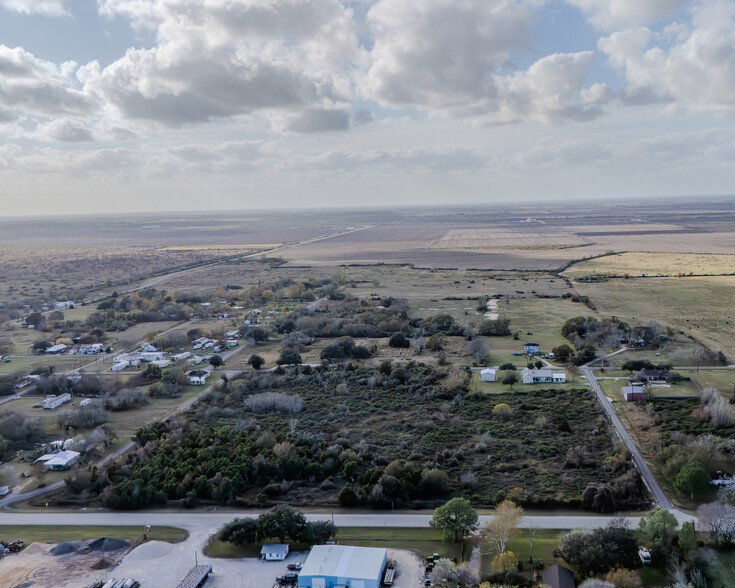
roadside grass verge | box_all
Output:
[0,525,188,545]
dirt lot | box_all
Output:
[0,539,131,588]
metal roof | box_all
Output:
[299,545,386,581]
[261,544,289,555]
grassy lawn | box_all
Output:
[469,371,580,395]
[690,370,735,399]
[0,525,188,545]
[479,529,567,576]
[205,527,473,561]
[0,355,94,375]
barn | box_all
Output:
[622,385,648,402]
[298,545,387,588]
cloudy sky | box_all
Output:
[1,0,734,215]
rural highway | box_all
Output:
[0,510,694,531]
[581,365,674,510]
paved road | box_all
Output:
[0,510,694,531]
[581,365,673,510]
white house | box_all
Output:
[172,352,191,362]
[43,393,72,410]
[188,370,210,385]
[244,318,260,326]
[521,369,566,384]
[138,351,165,362]
[480,368,497,382]
[140,343,157,353]
[78,343,104,355]
[80,398,92,407]
[224,330,240,339]
[226,340,238,348]
[151,359,171,368]
[260,544,289,561]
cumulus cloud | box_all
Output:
[0,0,71,16]
[364,0,602,124]
[566,0,688,30]
[599,0,735,115]
[88,0,364,130]
[0,45,97,118]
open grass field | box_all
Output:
[0,355,94,376]
[0,525,188,545]
[689,370,735,398]
[573,276,735,359]
[565,252,735,278]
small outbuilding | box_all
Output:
[188,370,210,385]
[622,385,648,402]
[260,544,289,561]
[523,342,540,356]
[45,344,68,355]
[480,368,497,382]
[543,564,576,588]
[299,544,387,588]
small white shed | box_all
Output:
[480,369,497,382]
[261,544,289,561]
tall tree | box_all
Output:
[637,508,678,554]
[257,505,307,543]
[483,500,524,555]
[429,497,479,543]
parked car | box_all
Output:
[638,546,652,565]
[287,563,302,571]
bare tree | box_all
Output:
[697,501,735,545]
[688,434,726,469]
[468,338,488,364]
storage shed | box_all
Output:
[298,545,387,588]
[480,369,496,382]
[622,385,648,402]
[261,544,289,561]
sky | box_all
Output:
[0,0,734,215]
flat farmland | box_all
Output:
[565,252,735,278]
[563,223,685,234]
[431,227,589,249]
[277,225,576,270]
[574,276,735,359]
[588,231,735,255]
